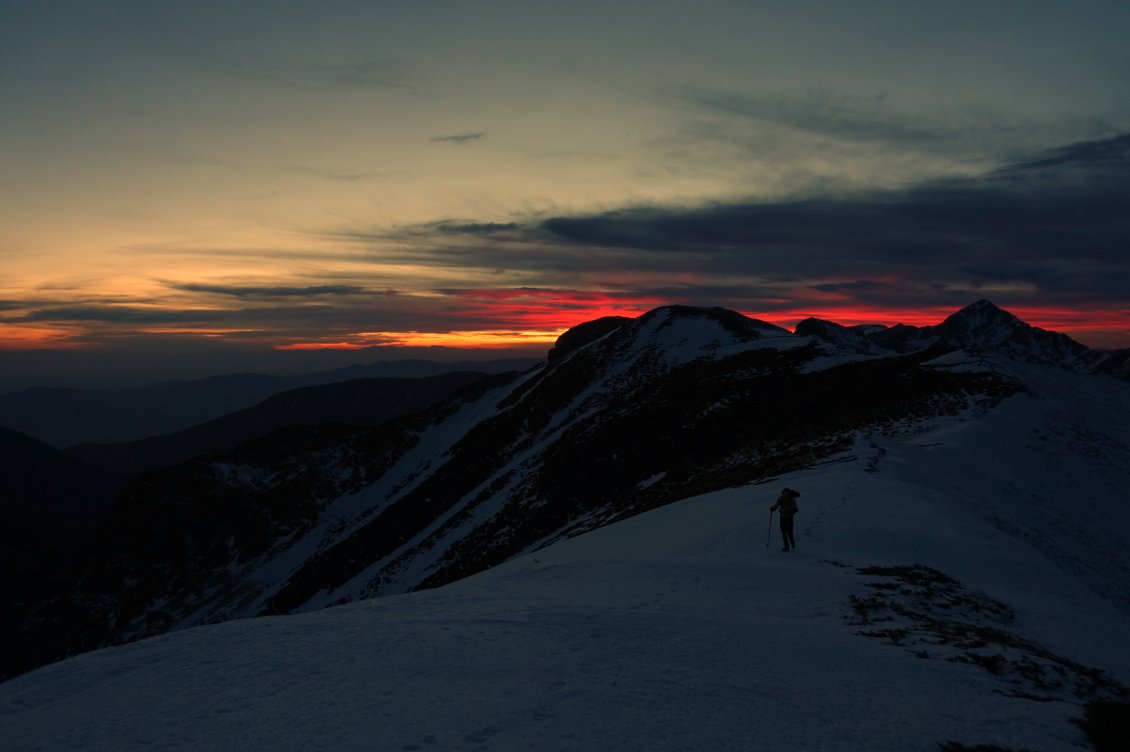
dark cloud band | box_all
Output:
[168,283,369,298]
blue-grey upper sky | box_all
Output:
[2,1,1129,386]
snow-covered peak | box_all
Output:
[936,300,1092,365]
[796,299,1119,377]
[552,305,797,376]
[629,305,792,361]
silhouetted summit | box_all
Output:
[935,300,1090,362]
[800,299,1128,378]
[547,316,631,363]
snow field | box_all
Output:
[3,365,1129,751]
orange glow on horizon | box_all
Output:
[275,342,375,351]
[137,327,268,337]
[276,329,568,351]
[0,325,90,350]
[270,289,667,351]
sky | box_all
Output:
[3,1,1130,387]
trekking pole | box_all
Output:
[766,509,774,548]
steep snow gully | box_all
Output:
[3,352,1130,751]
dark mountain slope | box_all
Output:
[0,427,127,678]
[9,306,1021,681]
[0,427,126,574]
[66,371,501,477]
[8,372,518,678]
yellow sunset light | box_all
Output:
[276,329,566,351]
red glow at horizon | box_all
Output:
[758,304,1129,330]
[751,306,961,331]
[750,303,1130,348]
[437,288,666,330]
[270,296,1130,353]
[273,289,666,351]
[3,293,1129,352]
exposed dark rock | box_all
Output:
[848,562,1130,752]
[547,316,631,363]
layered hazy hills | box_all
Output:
[65,371,507,477]
[0,357,539,447]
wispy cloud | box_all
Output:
[213,56,415,92]
[167,283,370,299]
[366,220,521,241]
[669,85,1130,185]
[684,86,955,147]
[9,133,1128,355]
[287,165,388,182]
[1006,132,1130,171]
[17,306,232,324]
[323,59,412,90]
[430,132,485,145]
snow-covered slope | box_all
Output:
[13,302,1126,683]
[3,359,1129,751]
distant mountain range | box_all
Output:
[796,299,1130,378]
[65,371,508,477]
[0,357,540,447]
[4,300,1129,680]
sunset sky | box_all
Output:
[3,1,1129,387]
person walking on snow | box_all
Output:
[770,487,800,551]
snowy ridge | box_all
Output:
[265,307,816,604]
[7,301,1127,688]
[800,299,1130,380]
[324,307,800,601]
[3,360,1129,751]
[182,372,541,624]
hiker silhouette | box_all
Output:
[770,488,799,551]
